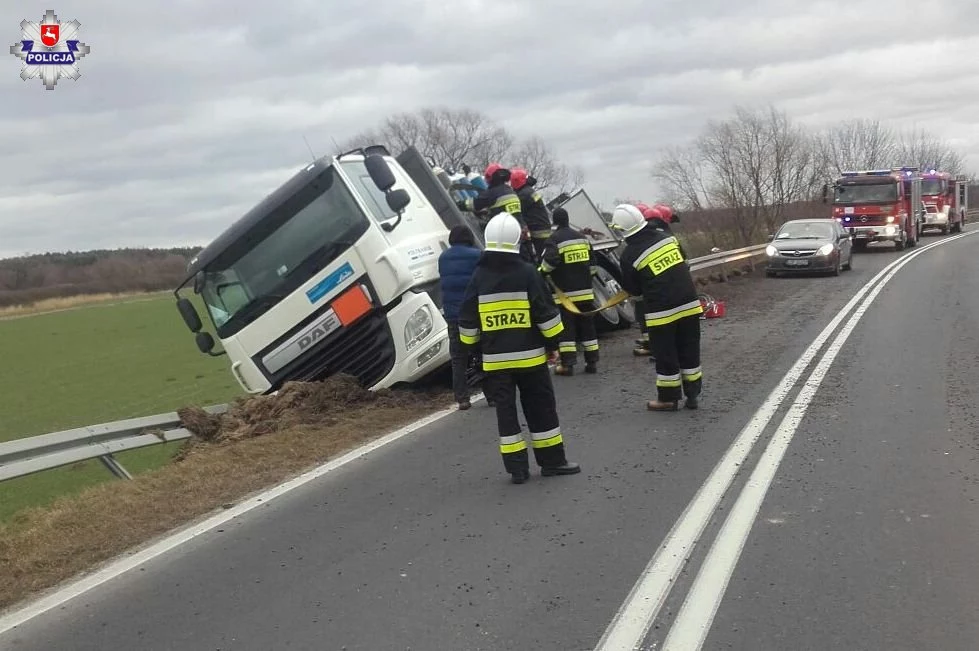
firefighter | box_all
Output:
[612,204,703,411]
[510,167,553,259]
[457,212,582,484]
[539,207,599,376]
[633,204,684,358]
[458,163,535,262]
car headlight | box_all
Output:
[817,243,834,256]
[404,305,433,351]
[766,245,778,257]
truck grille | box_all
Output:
[258,308,396,391]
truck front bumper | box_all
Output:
[372,290,451,389]
[847,224,901,242]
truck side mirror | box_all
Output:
[365,154,396,192]
[195,331,225,357]
[380,189,410,232]
[768,233,775,241]
[176,297,202,332]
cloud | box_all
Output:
[1,0,978,257]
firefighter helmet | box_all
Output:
[510,167,529,190]
[611,204,646,238]
[484,162,509,183]
[642,206,665,221]
[483,213,523,254]
[634,202,651,213]
[653,204,675,222]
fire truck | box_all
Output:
[919,169,968,235]
[824,167,924,252]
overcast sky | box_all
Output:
[2,0,978,259]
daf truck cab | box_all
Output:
[174,145,481,394]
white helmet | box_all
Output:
[483,213,523,254]
[610,203,646,238]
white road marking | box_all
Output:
[0,394,483,635]
[658,231,976,650]
[593,233,973,651]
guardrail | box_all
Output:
[0,238,858,486]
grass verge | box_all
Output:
[0,291,168,319]
[0,376,452,613]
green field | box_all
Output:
[0,295,245,521]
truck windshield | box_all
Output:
[199,166,370,338]
[920,179,944,195]
[833,183,898,204]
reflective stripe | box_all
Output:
[540,260,556,272]
[483,348,547,371]
[499,434,527,454]
[657,373,682,388]
[480,291,529,303]
[681,366,703,381]
[531,192,543,202]
[531,230,551,238]
[557,238,589,250]
[559,343,577,352]
[644,300,704,327]
[632,237,678,269]
[492,194,522,215]
[486,241,517,250]
[537,314,562,334]
[582,339,599,351]
[459,326,480,344]
[564,288,594,302]
[531,426,563,449]
[637,240,684,276]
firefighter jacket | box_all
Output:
[457,252,564,372]
[516,185,552,239]
[464,183,523,223]
[539,226,598,303]
[618,223,702,328]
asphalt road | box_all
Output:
[2,231,977,651]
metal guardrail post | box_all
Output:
[98,454,133,480]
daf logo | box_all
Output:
[298,324,331,350]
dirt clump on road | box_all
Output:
[177,374,435,445]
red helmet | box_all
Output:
[510,167,529,190]
[633,202,651,213]
[653,204,674,222]
[641,206,665,221]
[484,162,504,182]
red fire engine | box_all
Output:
[824,167,924,252]
[919,169,967,235]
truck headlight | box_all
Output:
[884,226,897,235]
[817,243,834,256]
[886,216,895,223]
[404,305,433,351]
[766,245,778,257]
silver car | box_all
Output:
[765,218,854,277]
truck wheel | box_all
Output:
[591,267,621,332]
[595,262,635,330]
[941,225,949,235]
[894,236,906,251]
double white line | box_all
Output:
[595,229,977,651]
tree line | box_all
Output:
[0,248,201,307]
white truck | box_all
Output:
[174,145,633,394]
[174,145,484,394]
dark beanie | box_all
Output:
[449,225,475,246]
[552,207,569,226]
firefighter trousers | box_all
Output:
[558,303,599,366]
[648,314,702,402]
[481,364,568,474]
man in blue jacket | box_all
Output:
[438,225,483,409]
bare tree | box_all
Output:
[343,106,582,196]
[817,119,899,176]
[896,126,965,175]
[652,144,713,211]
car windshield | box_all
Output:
[198,166,370,337]
[920,179,944,195]
[833,182,898,203]
[775,222,835,240]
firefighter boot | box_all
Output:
[554,364,574,376]
[511,468,531,484]
[584,363,597,374]
[541,461,581,477]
